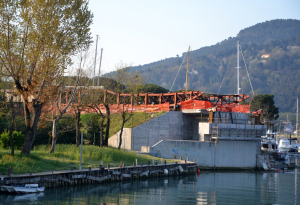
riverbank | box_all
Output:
[0,145,177,175]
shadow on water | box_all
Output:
[1,171,299,205]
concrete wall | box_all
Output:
[108,111,266,157]
[108,112,194,151]
[130,111,195,151]
[108,128,132,150]
[149,140,261,168]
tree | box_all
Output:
[0,88,23,155]
[89,88,112,147]
[250,94,279,122]
[0,0,93,154]
[111,63,143,149]
[137,83,168,94]
[48,46,93,153]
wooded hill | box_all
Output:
[113,19,300,113]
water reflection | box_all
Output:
[0,170,299,205]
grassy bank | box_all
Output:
[81,111,165,138]
[0,144,176,175]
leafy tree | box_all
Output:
[0,88,23,155]
[111,64,144,150]
[139,84,168,93]
[0,0,93,154]
[48,47,93,153]
[250,94,279,122]
[0,130,25,149]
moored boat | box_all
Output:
[0,184,45,194]
[278,139,293,152]
[14,184,45,194]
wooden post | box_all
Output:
[66,90,69,103]
[209,112,214,123]
[180,156,182,160]
[104,90,107,103]
[145,93,148,105]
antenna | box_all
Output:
[93,35,99,86]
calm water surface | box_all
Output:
[0,170,299,205]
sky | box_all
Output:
[87,0,300,75]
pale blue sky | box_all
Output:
[88,0,300,74]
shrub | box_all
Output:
[0,131,25,149]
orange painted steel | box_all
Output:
[47,88,250,114]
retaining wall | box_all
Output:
[109,111,198,151]
[149,140,261,168]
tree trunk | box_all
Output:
[50,119,58,153]
[21,102,43,155]
[9,97,15,156]
[103,105,110,146]
[118,122,125,150]
[75,110,81,147]
[100,127,103,147]
[9,123,14,156]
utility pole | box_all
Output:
[185,46,190,92]
[93,35,99,86]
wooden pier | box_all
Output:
[0,161,197,188]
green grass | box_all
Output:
[109,111,165,137]
[0,144,177,175]
[80,111,165,138]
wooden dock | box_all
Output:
[0,161,197,188]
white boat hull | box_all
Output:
[14,187,45,194]
[1,186,10,192]
[0,184,45,194]
[7,186,17,192]
[278,146,293,152]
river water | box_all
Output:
[1,169,299,205]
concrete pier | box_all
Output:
[0,162,197,188]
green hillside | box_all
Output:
[110,19,300,113]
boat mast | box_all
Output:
[97,48,103,86]
[297,97,299,143]
[186,46,190,92]
[237,41,240,94]
[93,35,99,86]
